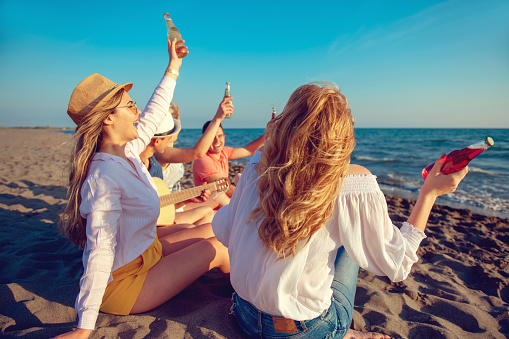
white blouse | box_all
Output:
[212,150,426,321]
[162,162,185,193]
[75,76,176,330]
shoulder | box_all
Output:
[345,164,372,176]
[224,146,235,158]
[193,153,214,168]
[83,170,120,191]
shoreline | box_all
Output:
[183,161,509,220]
[1,128,508,338]
[31,127,508,219]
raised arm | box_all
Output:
[230,132,266,160]
[338,156,467,283]
[155,97,233,166]
[128,38,183,154]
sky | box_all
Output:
[0,0,508,129]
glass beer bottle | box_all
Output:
[224,82,232,119]
[163,13,188,58]
[422,137,494,180]
[272,107,277,120]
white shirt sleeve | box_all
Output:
[336,189,427,282]
[212,153,258,248]
[212,186,237,248]
[76,175,121,330]
[128,76,177,155]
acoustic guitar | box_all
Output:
[153,177,229,226]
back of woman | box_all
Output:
[212,82,467,338]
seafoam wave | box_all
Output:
[468,166,505,176]
[81,127,507,218]
[352,155,396,163]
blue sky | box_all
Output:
[1,0,508,128]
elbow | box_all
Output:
[245,147,256,156]
[194,150,207,159]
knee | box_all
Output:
[206,207,215,219]
[234,173,241,185]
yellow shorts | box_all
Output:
[100,237,163,315]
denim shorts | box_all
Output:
[231,247,359,338]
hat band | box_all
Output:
[154,125,176,137]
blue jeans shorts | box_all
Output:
[231,246,359,338]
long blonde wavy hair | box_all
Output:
[248,82,355,259]
[59,90,125,248]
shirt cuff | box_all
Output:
[162,74,177,86]
[77,309,99,330]
[400,221,427,252]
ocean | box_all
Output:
[62,128,508,218]
[175,128,509,218]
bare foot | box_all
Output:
[344,329,391,339]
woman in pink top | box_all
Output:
[55,39,230,339]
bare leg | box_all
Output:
[344,329,391,339]
[157,223,216,256]
[174,206,215,225]
[184,198,220,210]
[156,223,195,239]
[130,234,229,314]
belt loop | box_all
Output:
[229,292,236,315]
[258,308,263,336]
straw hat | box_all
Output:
[153,114,181,138]
[67,73,133,126]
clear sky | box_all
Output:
[1,0,508,128]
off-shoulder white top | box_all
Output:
[212,150,426,321]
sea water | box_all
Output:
[175,128,509,218]
[62,128,508,218]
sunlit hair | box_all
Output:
[169,103,180,120]
[59,90,125,248]
[247,82,355,259]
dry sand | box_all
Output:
[0,128,508,338]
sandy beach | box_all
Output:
[0,128,508,339]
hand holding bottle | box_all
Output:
[164,13,188,58]
[407,155,468,233]
[214,96,234,121]
[166,38,184,80]
[223,82,232,118]
[422,137,494,179]
[421,155,468,198]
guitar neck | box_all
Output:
[160,182,216,208]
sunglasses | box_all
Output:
[117,101,138,114]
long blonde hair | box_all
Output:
[169,103,180,120]
[248,83,355,259]
[59,90,124,248]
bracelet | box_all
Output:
[166,67,179,77]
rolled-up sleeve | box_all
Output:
[76,175,121,330]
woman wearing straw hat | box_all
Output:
[55,39,230,339]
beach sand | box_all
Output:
[0,128,508,338]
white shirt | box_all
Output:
[75,76,176,330]
[162,162,185,193]
[212,150,426,321]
